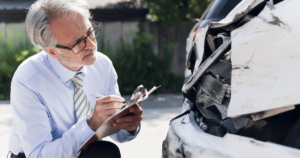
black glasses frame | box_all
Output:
[55,20,101,54]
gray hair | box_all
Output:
[25,0,91,49]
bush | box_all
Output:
[98,23,184,95]
[0,25,40,100]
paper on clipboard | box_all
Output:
[75,85,160,155]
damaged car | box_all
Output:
[163,0,300,157]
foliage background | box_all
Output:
[98,23,184,95]
[140,0,212,25]
[0,26,40,100]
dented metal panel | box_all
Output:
[206,60,232,79]
[193,25,210,72]
[228,0,300,117]
[195,75,229,119]
[164,112,300,158]
[182,38,231,93]
[200,75,228,103]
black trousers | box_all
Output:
[10,141,121,158]
[78,141,121,158]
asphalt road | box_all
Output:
[0,94,183,158]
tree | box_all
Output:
[143,0,212,25]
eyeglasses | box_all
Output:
[55,20,101,54]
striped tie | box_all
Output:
[71,73,93,122]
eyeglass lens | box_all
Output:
[73,23,100,54]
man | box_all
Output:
[8,0,143,157]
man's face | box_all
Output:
[47,13,97,71]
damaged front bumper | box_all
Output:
[163,111,300,158]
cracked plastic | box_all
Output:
[191,49,254,135]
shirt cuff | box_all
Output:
[71,115,95,147]
[125,125,141,136]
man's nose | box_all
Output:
[85,36,96,50]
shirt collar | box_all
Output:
[47,52,87,83]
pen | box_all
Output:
[92,94,127,104]
[92,94,128,110]
[91,94,104,98]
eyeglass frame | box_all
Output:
[55,19,101,54]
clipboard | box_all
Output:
[75,85,160,155]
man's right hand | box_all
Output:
[87,95,124,131]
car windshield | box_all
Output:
[205,0,242,19]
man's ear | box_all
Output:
[44,48,60,59]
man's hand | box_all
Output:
[87,95,124,131]
[112,103,143,132]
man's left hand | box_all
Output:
[112,103,143,132]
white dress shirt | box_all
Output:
[8,51,140,158]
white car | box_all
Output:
[163,0,300,157]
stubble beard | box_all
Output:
[58,48,98,68]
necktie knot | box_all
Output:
[71,73,84,88]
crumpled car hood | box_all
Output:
[228,0,300,117]
[183,0,300,117]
